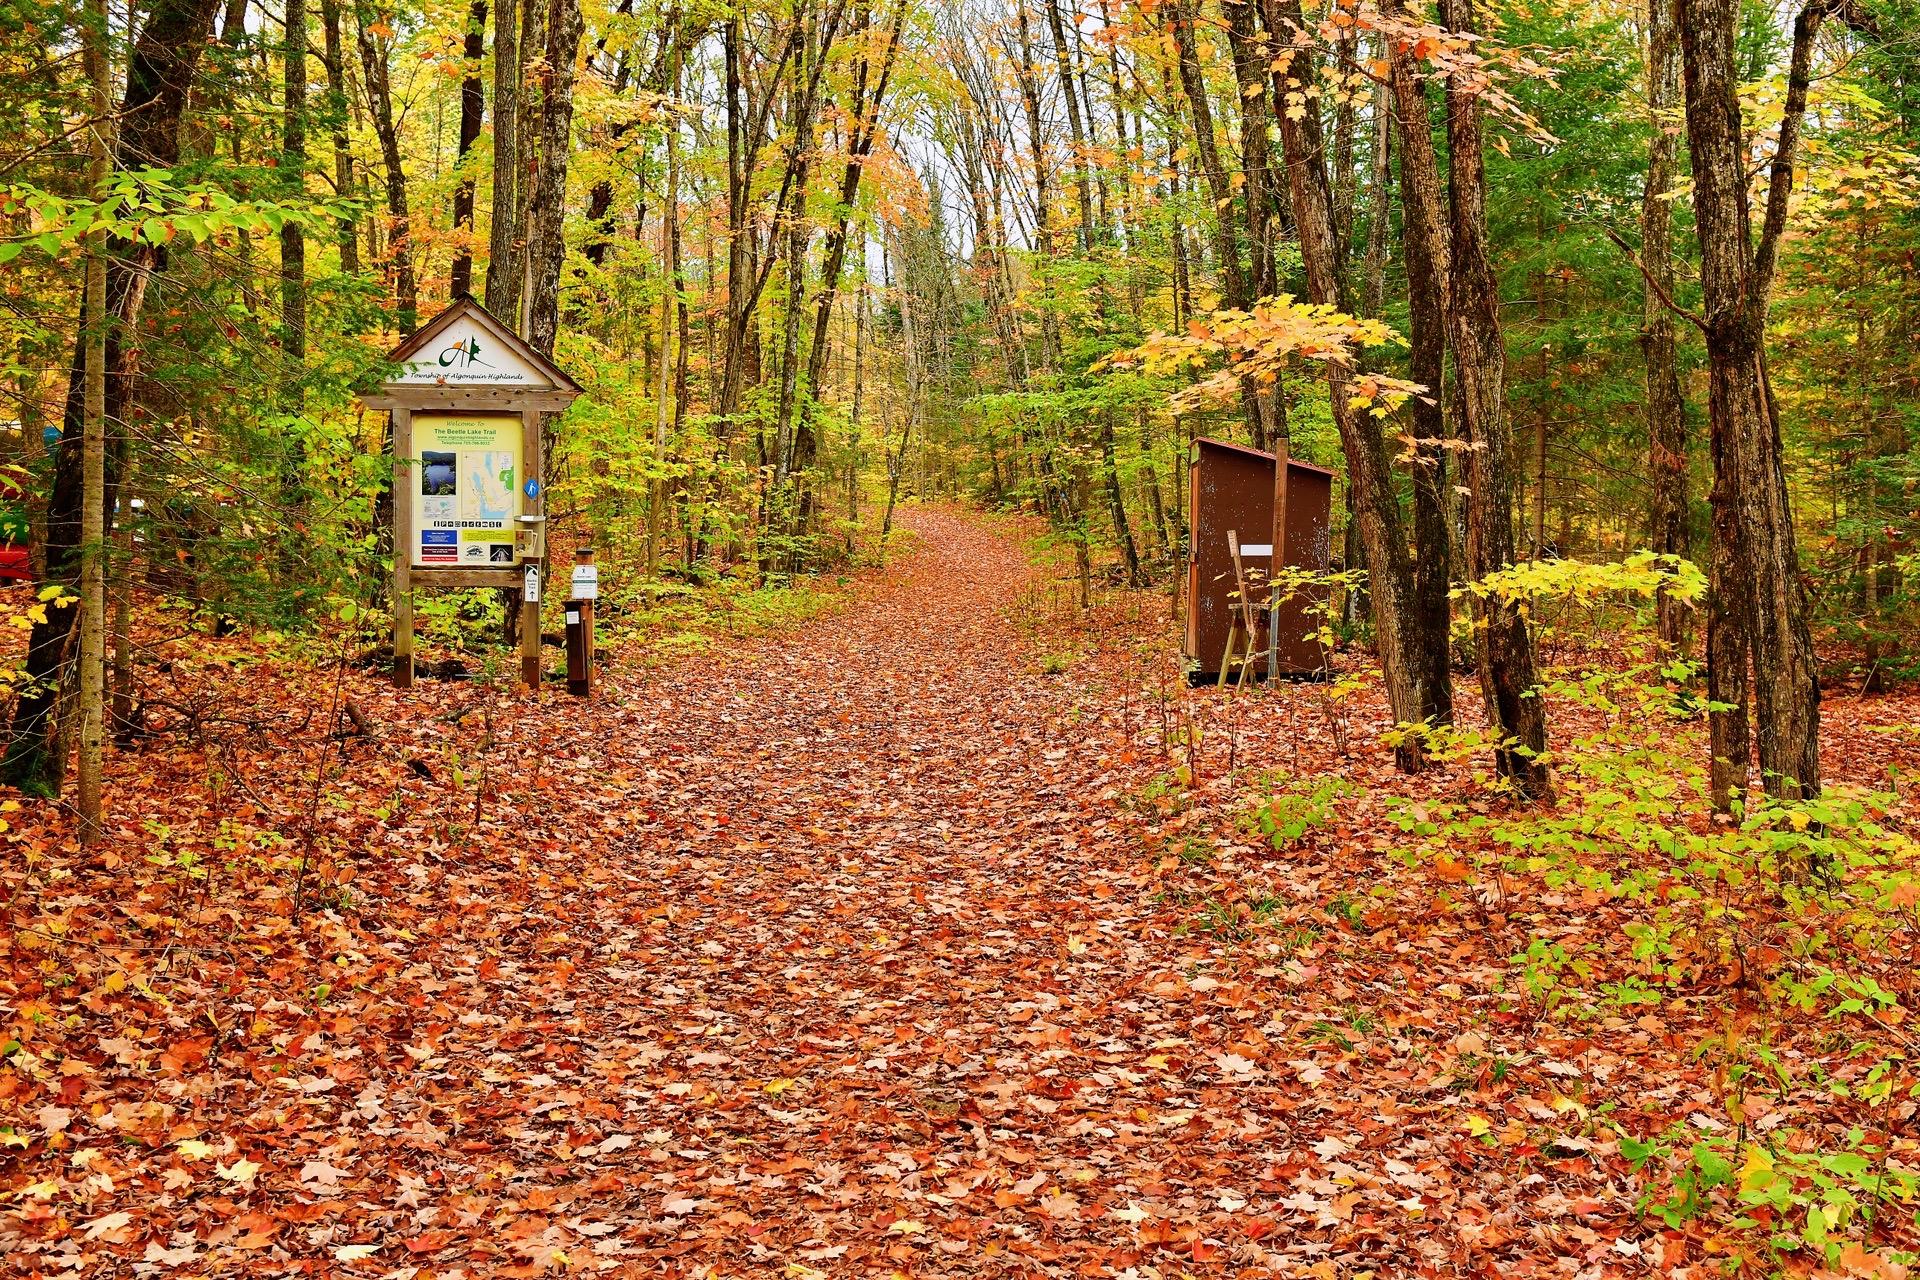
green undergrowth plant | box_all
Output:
[1368,552,1920,1266]
[1241,768,1359,850]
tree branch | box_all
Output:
[1600,225,1708,334]
[1753,0,1833,303]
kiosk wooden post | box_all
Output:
[519,406,544,688]
[357,297,582,691]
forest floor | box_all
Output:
[3,506,1919,1280]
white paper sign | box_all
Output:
[524,565,541,603]
[571,563,599,600]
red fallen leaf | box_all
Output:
[1192,1239,1221,1262]
[406,1231,455,1254]
[1241,1216,1277,1240]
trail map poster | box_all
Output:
[411,414,522,568]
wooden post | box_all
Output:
[569,545,595,698]
[393,407,414,688]
[1269,438,1289,679]
[520,406,543,689]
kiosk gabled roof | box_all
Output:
[377,295,584,394]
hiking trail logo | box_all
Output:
[438,337,488,369]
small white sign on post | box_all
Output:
[571,563,599,601]
[524,564,541,603]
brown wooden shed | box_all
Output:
[1183,437,1335,682]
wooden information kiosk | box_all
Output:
[357,297,583,689]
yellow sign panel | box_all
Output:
[411,413,523,569]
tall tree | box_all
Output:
[1678,0,1828,799]
[1388,48,1454,730]
[526,0,585,357]
[1640,0,1687,652]
[449,0,487,297]
[1441,0,1547,795]
[1044,0,1097,247]
[77,0,112,840]
[356,0,417,333]
[282,0,308,389]
[1271,0,1437,770]
[484,0,520,317]
[319,0,360,272]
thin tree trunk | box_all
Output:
[1220,0,1275,296]
[282,0,307,398]
[1362,72,1391,320]
[1103,410,1143,585]
[1678,0,1826,798]
[772,14,818,497]
[78,0,111,841]
[111,521,134,744]
[319,0,359,272]
[1390,53,1454,729]
[1043,0,1096,248]
[796,0,904,477]
[449,0,486,296]
[1443,0,1547,795]
[1272,0,1431,770]
[1642,0,1688,649]
[356,1,416,333]
[1168,0,1247,308]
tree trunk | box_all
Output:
[1389,51,1455,729]
[1170,0,1275,445]
[1220,0,1275,297]
[356,1,417,333]
[795,0,904,477]
[1640,0,1688,650]
[4,0,224,793]
[1043,0,1096,248]
[1103,411,1143,586]
[281,0,307,395]
[78,0,112,841]
[319,0,359,272]
[449,0,487,297]
[525,0,583,357]
[1678,0,1825,798]
[1271,0,1432,770]
[1442,0,1548,795]
[772,14,817,500]
[483,0,519,316]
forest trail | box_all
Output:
[5,508,1703,1280]
[447,507,1473,1276]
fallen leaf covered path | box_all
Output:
[23,505,1877,1279]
